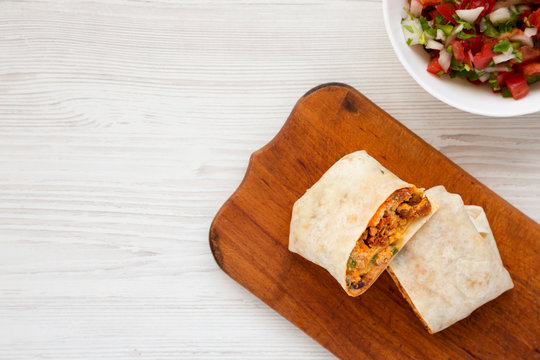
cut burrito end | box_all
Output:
[288,151,437,297]
[387,186,514,334]
[346,187,432,296]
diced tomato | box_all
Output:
[463,36,483,54]
[427,57,444,75]
[496,72,512,89]
[519,46,540,64]
[472,43,495,71]
[522,63,540,76]
[530,8,540,29]
[464,50,473,68]
[505,73,530,100]
[436,3,458,25]
[519,9,532,22]
[451,40,465,62]
[458,0,495,17]
[419,0,440,5]
[429,9,441,19]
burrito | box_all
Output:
[387,186,514,333]
[289,151,437,296]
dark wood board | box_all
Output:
[209,83,540,359]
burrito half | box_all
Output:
[289,151,437,296]
[387,185,514,333]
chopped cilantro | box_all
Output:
[501,87,512,98]
[403,24,414,33]
[513,49,523,63]
[489,77,500,91]
[418,31,427,46]
[493,40,511,54]
[435,16,446,25]
[437,24,454,36]
[450,57,465,71]
[498,11,520,34]
[419,17,437,37]
[454,69,479,81]
[527,76,540,85]
[457,31,476,39]
[481,17,499,37]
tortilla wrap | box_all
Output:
[289,151,437,296]
[387,185,514,333]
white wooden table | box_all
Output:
[1,1,539,358]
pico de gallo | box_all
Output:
[402,0,540,100]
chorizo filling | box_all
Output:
[346,187,431,295]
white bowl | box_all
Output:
[382,0,540,117]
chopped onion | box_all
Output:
[439,50,452,72]
[517,5,531,12]
[511,34,533,47]
[410,0,423,17]
[479,19,488,33]
[402,17,422,45]
[493,47,515,64]
[479,73,490,82]
[445,24,464,46]
[467,50,474,64]
[525,27,538,37]
[489,8,511,24]
[436,29,446,41]
[456,7,484,24]
[427,40,444,50]
[484,65,512,72]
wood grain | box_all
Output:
[0,0,539,358]
[210,83,540,360]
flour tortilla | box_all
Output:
[288,151,436,295]
[387,185,514,333]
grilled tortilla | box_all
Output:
[387,186,514,333]
[289,151,437,296]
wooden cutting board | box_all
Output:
[209,83,540,359]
